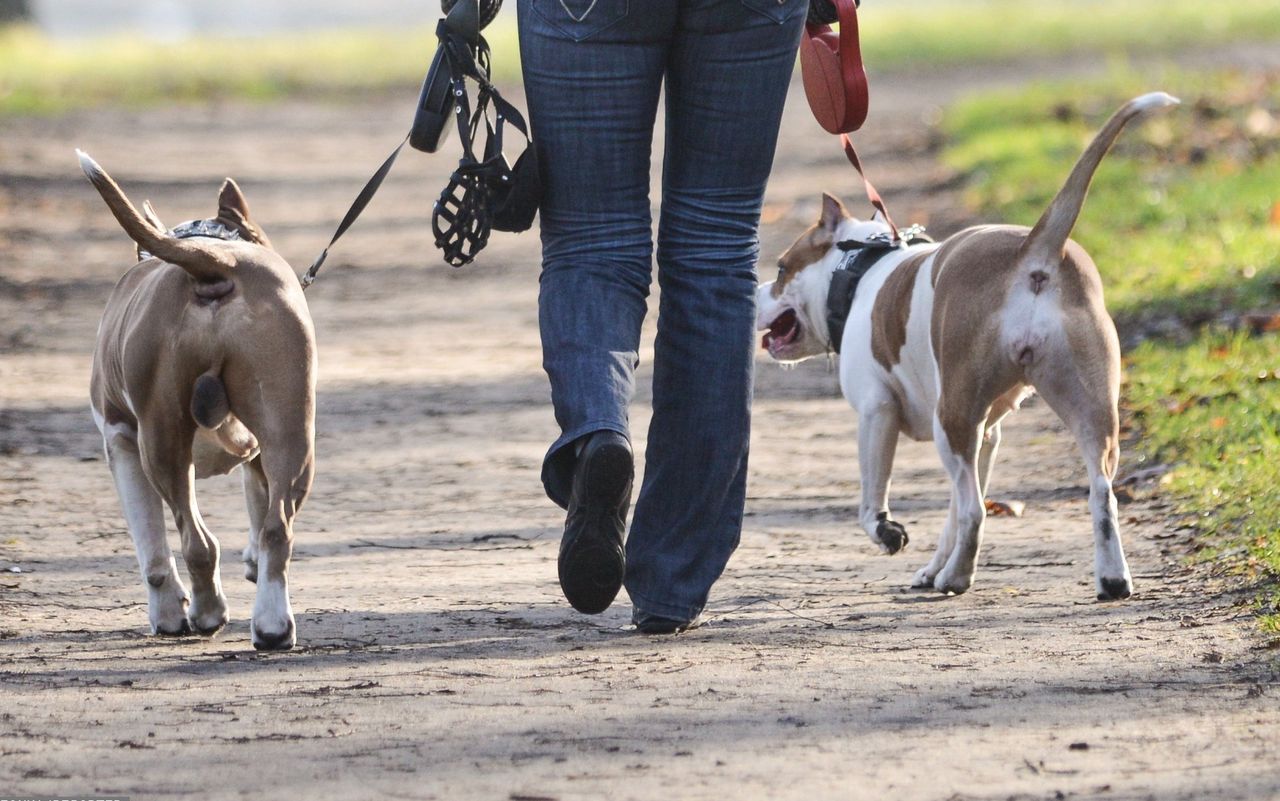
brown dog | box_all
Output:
[755,93,1178,599]
[80,151,315,650]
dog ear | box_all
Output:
[819,193,850,234]
[141,200,166,231]
[216,178,272,248]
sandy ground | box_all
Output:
[2,52,1279,800]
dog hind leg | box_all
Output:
[1029,354,1132,600]
[104,423,191,635]
[241,457,268,583]
[249,443,314,651]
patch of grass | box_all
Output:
[942,70,1280,625]
[4,0,1280,117]
[0,21,521,116]
[1126,333,1280,629]
[860,0,1280,71]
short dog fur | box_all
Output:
[755,93,1178,599]
[81,151,316,649]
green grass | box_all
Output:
[860,0,1280,71]
[1126,334,1280,630]
[4,0,1280,116]
[0,20,522,116]
[942,69,1280,628]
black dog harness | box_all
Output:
[137,218,242,262]
[825,226,931,354]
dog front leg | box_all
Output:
[857,399,908,555]
[105,427,191,635]
[913,495,956,588]
[141,431,229,636]
[932,415,986,595]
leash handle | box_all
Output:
[301,135,409,289]
[839,132,900,242]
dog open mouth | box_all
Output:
[761,308,801,352]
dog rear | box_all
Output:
[82,152,316,650]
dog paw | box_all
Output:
[874,515,909,555]
[933,568,972,596]
[251,617,296,652]
[147,576,191,636]
[242,546,259,584]
[1096,576,1133,601]
[910,566,936,589]
[188,594,230,637]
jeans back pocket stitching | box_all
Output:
[558,0,599,22]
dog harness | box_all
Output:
[825,225,930,355]
[136,218,242,262]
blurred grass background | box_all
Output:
[3,0,1280,116]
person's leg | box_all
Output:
[626,0,805,625]
[517,0,676,508]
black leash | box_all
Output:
[301,135,409,290]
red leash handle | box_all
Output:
[800,0,869,135]
[840,132,900,242]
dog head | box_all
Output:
[756,192,889,362]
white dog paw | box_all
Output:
[188,593,230,636]
[933,568,973,596]
[911,566,936,588]
[251,615,296,651]
[147,575,192,636]
[1096,576,1133,601]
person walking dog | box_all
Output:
[518,0,808,632]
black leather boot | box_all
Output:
[558,430,632,614]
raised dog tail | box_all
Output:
[76,149,235,283]
[1021,92,1179,266]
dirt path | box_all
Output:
[2,55,1278,800]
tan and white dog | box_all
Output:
[755,93,1178,600]
[80,151,316,650]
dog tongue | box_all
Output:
[763,310,798,350]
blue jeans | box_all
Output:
[518,0,805,621]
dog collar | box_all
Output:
[137,218,243,261]
[824,225,932,354]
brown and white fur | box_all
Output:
[755,93,1178,600]
[81,151,316,649]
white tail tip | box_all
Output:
[76,148,103,179]
[1132,92,1180,112]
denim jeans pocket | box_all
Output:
[740,0,805,24]
[530,0,629,41]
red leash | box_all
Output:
[839,132,900,242]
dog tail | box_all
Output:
[1021,92,1179,265]
[76,149,235,282]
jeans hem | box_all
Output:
[625,587,706,624]
[541,420,631,509]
